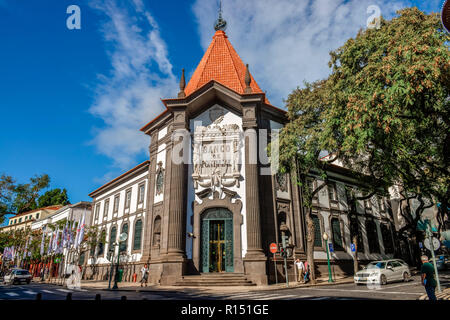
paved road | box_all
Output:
[1,272,448,300]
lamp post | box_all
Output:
[323,232,333,283]
[112,233,128,290]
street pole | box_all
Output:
[323,232,333,283]
[112,247,120,290]
[273,253,278,285]
[108,248,115,290]
[281,233,289,287]
[426,220,441,293]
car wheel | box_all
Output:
[380,274,387,285]
[26,280,31,284]
[403,272,410,282]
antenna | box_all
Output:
[214,0,227,31]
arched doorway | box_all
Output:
[200,208,233,273]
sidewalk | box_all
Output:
[75,276,354,294]
[418,288,450,301]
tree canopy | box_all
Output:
[37,188,70,208]
[276,7,449,273]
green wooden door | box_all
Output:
[200,208,233,273]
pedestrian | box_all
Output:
[294,259,305,283]
[304,260,310,283]
[140,264,149,287]
[420,255,437,301]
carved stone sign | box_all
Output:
[192,115,241,191]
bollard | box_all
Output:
[35,293,42,301]
[66,292,72,301]
[121,295,127,301]
[95,293,101,301]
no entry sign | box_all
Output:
[269,243,277,253]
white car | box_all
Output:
[3,268,32,285]
[354,259,411,285]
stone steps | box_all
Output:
[173,273,256,287]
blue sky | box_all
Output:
[0,0,444,206]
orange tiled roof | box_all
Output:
[185,30,269,104]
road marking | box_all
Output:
[380,282,418,289]
[41,290,54,294]
[56,289,72,293]
[257,294,298,300]
[5,292,19,296]
[24,291,37,295]
[305,287,422,295]
[229,292,278,299]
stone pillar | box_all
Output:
[242,103,267,285]
[141,132,158,263]
[160,109,188,285]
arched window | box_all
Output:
[133,219,143,251]
[108,226,117,259]
[331,217,344,251]
[98,229,106,256]
[381,223,394,254]
[153,216,161,247]
[349,216,364,253]
[119,223,128,252]
[312,214,322,247]
[366,219,380,253]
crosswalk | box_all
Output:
[197,291,358,300]
[0,287,87,299]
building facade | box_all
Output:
[0,205,62,233]
[86,28,398,285]
[86,161,149,282]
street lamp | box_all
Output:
[111,232,128,290]
[323,232,333,283]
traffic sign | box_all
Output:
[350,243,356,252]
[328,243,334,253]
[269,243,277,254]
[424,237,440,251]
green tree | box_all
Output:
[325,7,449,260]
[12,174,50,213]
[37,188,70,208]
[0,175,16,222]
[276,7,449,274]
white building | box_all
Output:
[86,161,149,281]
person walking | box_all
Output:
[140,264,149,287]
[304,260,310,283]
[421,255,437,301]
[294,259,305,283]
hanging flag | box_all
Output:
[62,221,68,248]
[77,208,87,248]
[40,227,46,256]
[74,218,81,249]
[22,236,31,259]
[47,231,53,254]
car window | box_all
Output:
[367,262,386,269]
[387,262,393,268]
[15,270,29,275]
[391,261,402,267]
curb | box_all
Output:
[76,278,355,293]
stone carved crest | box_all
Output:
[192,114,241,192]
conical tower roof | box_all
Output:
[184,30,269,103]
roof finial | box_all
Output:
[178,68,186,98]
[214,0,227,31]
[244,64,252,94]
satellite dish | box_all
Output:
[119,233,128,242]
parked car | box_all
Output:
[3,268,32,285]
[354,259,411,285]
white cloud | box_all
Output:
[192,0,410,107]
[88,0,176,172]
